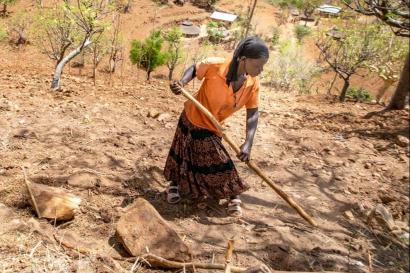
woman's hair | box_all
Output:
[226,36,269,86]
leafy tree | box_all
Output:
[0,0,17,16]
[34,0,114,90]
[164,27,183,80]
[343,0,409,109]
[316,23,382,101]
[129,30,167,80]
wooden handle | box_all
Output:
[179,88,318,227]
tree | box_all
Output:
[316,23,381,101]
[343,0,410,109]
[7,11,31,46]
[0,0,17,16]
[34,0,113,90]
[164,27,183,81]
[129,31,167,81]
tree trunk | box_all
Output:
[244,0,257,38]
[168,67,174,81]
[376,79,394,104]
[386,51,410,110]
[339,78,350,102]
[51,38,92,91]
[147,71,151,81]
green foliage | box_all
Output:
[164,27,184,80]
[366,25,408,81]
[270,26,280,46]
[207,21,226,43]
[129,30,167,80]
[267,40,321,93]
[294,25,311,42]
[346,87,373,102]
[0,25,7,41]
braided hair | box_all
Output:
[226,36,269,86]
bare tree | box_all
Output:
[343,0,410,109]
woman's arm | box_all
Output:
[238,108,259,162]
[169,64,196,94]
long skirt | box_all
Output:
[163,111,249,200]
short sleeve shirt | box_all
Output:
[184,57,260,135]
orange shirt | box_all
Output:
[184,57,260,135]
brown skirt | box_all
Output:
[163,111,249,200]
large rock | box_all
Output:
[116,198,191,261]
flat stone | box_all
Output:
[116,198,191,261]
[28,182,81,221]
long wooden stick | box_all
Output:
[21,166,41,218]
[179,88,317,227]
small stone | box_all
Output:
[395,135,409,147]
[343,210,354,220]
[147,110,159,118]
[157,112,171,122]
[116,198,191,261]
[67,172,99,189]
[364,162,371,169]
[348,186,358,194]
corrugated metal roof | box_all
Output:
[179,21,201,36]
[317,4,342,14]
[210,11,237,22]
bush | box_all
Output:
[207,21,226,43]
[270,27,280,47]
[346,87,373,102]
[0,25,7,41]
[129,30,167,80]
[294,25,311,42]
[267,40,320,93]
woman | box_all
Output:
[164,36,269,217]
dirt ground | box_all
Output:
[1,1,409,273]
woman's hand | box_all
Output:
[238,141,252,162]
[169,80,184,95]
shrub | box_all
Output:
[267,40,320,93]
[270,27,280,47]
[129,30,167,80]
[294,25,311,43]
[0,25,7,41]
[346,87,374,102]
[207,21,226,43]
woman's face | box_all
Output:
[244,57,268,77]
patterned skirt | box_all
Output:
[164,111,249,200]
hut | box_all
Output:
[179,21,201,38]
